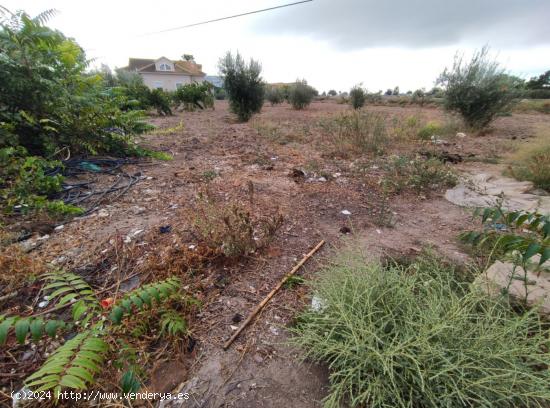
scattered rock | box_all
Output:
[341,210,351,215]
[98,209,109,218]
[253,353,264,363]
[456,132,466,138]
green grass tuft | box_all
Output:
[291,248,550,408]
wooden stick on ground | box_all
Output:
[223,239,325,350]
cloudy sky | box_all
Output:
[4,0,550,92]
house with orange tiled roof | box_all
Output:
[124,56,206,91]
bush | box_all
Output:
[265,86,284,106]
[0,9,155,214]
[417,121,442,140]
[174,82,214,111]
[437,47,522,129]
[320,111,388,156]
[508,135,550,191]
[190,192,283,258]
[291,248,550,408]
[514,99,550,114]
[288,79,316,110]
[381,155,457,193]
[349,85,366,109]
[218,51,264,122]
[327,90,337,97]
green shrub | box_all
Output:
[174,82,214,111]
[382,155,457,193]
[349,85,366,109]
[0,147,82,215]
[288,79,316,110]
[514,99,550,114]
[320,111,388,156]
[265,86,284,106]
[508,135,550,191]
[417,121,442,140]
[437,47,522,129]
[218,51,264,122]
[291,248,550,408]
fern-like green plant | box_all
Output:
[0,315,67,345]
[159,310,188,337]
[25,326,108,394]
[11,274,185,397]
[43,270,101,323]
[109,277,181,324]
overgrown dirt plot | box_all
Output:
[2,100,549,407]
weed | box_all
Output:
[320,111,389,157]
[291,247,550,408]
[283,275,305,289]
[190,192,283,258]
[0,246,45,294]
[382,155,457,194]
[507,132,550,191]
[201,169,219,182]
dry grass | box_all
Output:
[188,190,283,258]
[0,245,46,293]
[507,129,550,191]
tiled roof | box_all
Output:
[126,58,205,76]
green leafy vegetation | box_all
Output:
[174,82,214,111]
[507,132,550,190]
[0,9,155,215]
[288,79,316,110]
[381,155,457,193]
[291,248,550,408]
[349,85,366,109]
[437,46,522,129]
[460,205,549,278]
[320,111,389,156]
[0,270,187,397]
[265,86,284,106]
[218,51,265,122]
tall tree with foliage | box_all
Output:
[437,47,522,129]
[218,51,264,122]
[0,8,153,214]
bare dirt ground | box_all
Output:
[3,101,549,407]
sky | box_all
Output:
[3,0,550,92]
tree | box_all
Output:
[328,89,337,96]
[526,70,550,90]
[349,84,366,109]
[265,86,284,106]
[385,89,393,96]
[437,46,522,129]
[218,51,264,122]
[392,86,400,95]
[288,79,316,110]
[182,54,194,62]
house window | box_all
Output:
[158,63,172,71]
[153,81,163,89]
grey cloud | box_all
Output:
[252,0,550,49]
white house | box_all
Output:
[125,57,206,91]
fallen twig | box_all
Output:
[223,239,325,350]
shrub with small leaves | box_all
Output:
[288,79,316,110]
[218,51,264,122]
[265,86,284,106]
[437,46,522,129]
[349,85,366,110]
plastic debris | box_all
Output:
[341,210,351,215]
[159,225,172,234]
[311,295,327,312]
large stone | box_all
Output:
[475,259,550,315]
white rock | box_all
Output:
[341,210,352,215]
[456,132,466,138]
[311,295,327,312]
[98,209,109,218]
[54,225,64,231]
